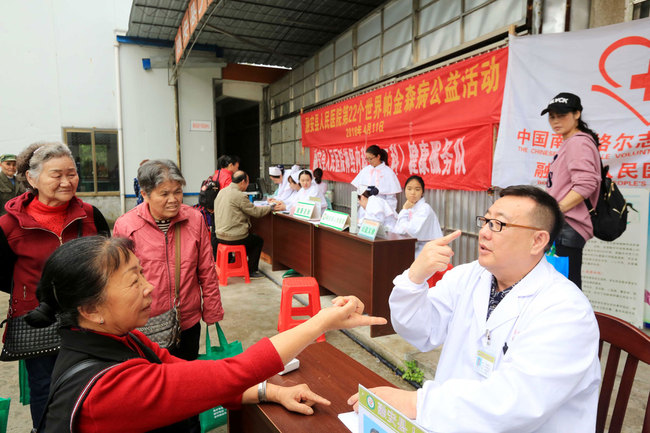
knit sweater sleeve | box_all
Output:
[564,135,601,200]
[77,337,284,433]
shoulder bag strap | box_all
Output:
[174,224,181,303]
[583,135,604,214]
[35,358,105,432]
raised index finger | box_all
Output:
[433,229,462,246]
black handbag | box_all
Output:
[137,224,182,348]
[0,314,60,361]
[0,220,82,361]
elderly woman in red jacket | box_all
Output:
[113,159,224,361]
[27,236,386,432]
[0,142,109,428]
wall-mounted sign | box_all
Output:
[190,120,212,132]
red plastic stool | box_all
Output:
[427,263,453,287]
[278,277,325,342]
[215,244,250,286]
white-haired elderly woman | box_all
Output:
[0,141,110,428]
[113,159,224,362]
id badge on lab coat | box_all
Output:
[475,349,496,378]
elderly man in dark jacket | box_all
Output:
[214,170,274,278]
[0,154,26,215]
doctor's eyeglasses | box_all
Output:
[476,216,545,233]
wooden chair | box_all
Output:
[595,312,650,433]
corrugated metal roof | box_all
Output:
[126,0,389,69]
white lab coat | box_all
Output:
[316,180,328,196]
[282,189,298,211]
[271,171,293,202]
[294,183,327,213]
[361,195,398,232]
[351,162,401,210]
[393,198,443,257]
[390,258,600,432]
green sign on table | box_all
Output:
[319,209,350,231]
[358,219,380,240]
[358,385,428,433]
[293,200,316,220]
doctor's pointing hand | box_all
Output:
[408,230,461,284]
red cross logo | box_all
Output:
[631,60,650,101]
[592,36,650,126]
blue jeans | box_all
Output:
[24,353,58,427]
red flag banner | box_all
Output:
[302,48,508,190]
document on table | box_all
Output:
[337,411,358,433]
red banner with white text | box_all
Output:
[301,48,508,190]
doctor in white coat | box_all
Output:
[351,145,401,212]
[392,175,443,258]
[267,165,290,202]
[348,185,600,432]
[293,169,327,213]
[358,186,398,232]
[271,171,301,212]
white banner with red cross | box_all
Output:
[492,18,650,188]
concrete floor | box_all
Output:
[0,261,647,432]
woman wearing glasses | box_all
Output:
[351,145,401,212]
[541,92,601,289]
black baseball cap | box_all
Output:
[540,92,583,115]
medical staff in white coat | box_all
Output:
[358,186,398,232]
[272,171,301,212]
[292,169,327,214]
[392,175,443,258]
[268,165,291,202]
[313,167,328,196]
[351,145,401,211]
[347,185,600,432]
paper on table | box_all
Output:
[337,411,358,433]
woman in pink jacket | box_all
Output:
[542,92,601,289]
[113,159,224,361]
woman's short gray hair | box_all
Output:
[137,159,186,195]
[16,142,74,188]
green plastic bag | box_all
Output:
[0,398,10,433]
[19,360,29,405]
[197,323,243,433]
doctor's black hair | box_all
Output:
[499,185,564,252]
[25,236,135,328]
[313,168,323,184]
[298,170,313,180]
[366,145,389,165]
[404,175,425,190]
[359,185,380,199]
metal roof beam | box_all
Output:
[203,22,305,64]
[209,13,337,36]
[207,17,327,45]
[131,19,318,52]
[133,3,185,14]
[227,0,357,22]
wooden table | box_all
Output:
[228,342,395,433]
[313,225,414,337]
[251,213,415,337]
